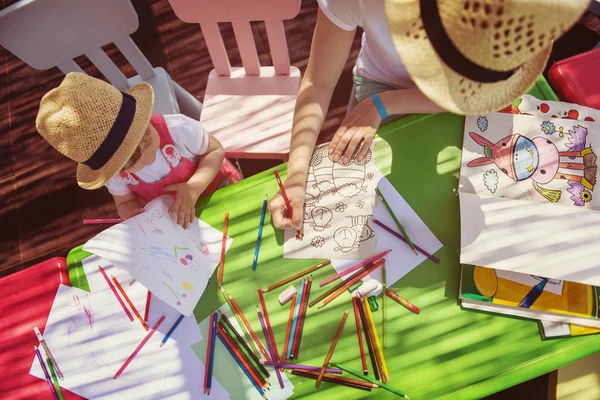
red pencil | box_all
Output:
[282,294,296,364]
[352,296,368,375]
[217,212,229,287]
[292,276,311,358]
[273,170,303,239]
[112,275,149,330]
[114,315,165,379]
[98,266,133,322]
[144,291,151,322]
[258,289,279,363]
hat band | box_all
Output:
[83,92,137,171]
[420,0,518,83]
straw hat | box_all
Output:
[36,72,154,189]
[385,0,590,115]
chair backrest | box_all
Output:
[168,0,301,77]
[0,0,155,90]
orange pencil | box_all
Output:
[217,324,267,388]
[217,212,229,287]
[263,260,331,293]
[318,259,385,308]
[228,293,271,361]
[315,310,349,388]
[352,296,368,375]
[258,289,279,363]
[282,294,296,364]
[112,275,148,330]
[98,266,133,322]
[309,262,375,308]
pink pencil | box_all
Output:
[98,266,134,322]
[319,249,392,287]
[83,218,124,224]
[114,315,165,379]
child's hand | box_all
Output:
[165,183,200,229]
[269,180,305,230]
[328,96,382,164]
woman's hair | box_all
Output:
[123,127,153,170]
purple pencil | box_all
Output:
[372,218,440,263]
[34,345,59,400]
[257,307,284,389]
[262,361,343,374]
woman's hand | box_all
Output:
[328,96,382,163]
[165,182,200,229]
[269,179,305,230]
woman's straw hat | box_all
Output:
[36,72,154,189]
[385,0,590,115]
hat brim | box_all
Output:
[386,4,551,115]
[76,82,155,190]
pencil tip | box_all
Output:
[159,342,164,348]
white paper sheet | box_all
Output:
[284,143,380,259]
[192,303,294,400]
[331,177,443,286]
[83,196,233,315]
[494,269,564,295]
[29,284,229,400]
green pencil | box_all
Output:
[46,355,64,400]
[329,360,409,399]
[219,287,261,359]
[375,187,418,255]
[382,262,387,348]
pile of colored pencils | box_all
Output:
[353,295,389,383]
[284,276,311,360]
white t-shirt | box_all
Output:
[317,0,414,89]
[105,114,209,196]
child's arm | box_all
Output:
[165,135,225,228]
[112,192,145,219]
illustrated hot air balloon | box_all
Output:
[308,206,333,232]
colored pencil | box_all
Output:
[289,278,305,358]
[112,275,148,330]
[318,259,386,308]
[216,329,268,399]
[207,313,218,393]
[228,291,270,361]
[282,294,296,364]
[98,266,133,322]
[287,280,304,359]
[375,187,418,255]
[160,314,184,347]
[262,260,331,293]
[264,362,342,374]
[257,289,279,364]
[290,369,374,391]
[219,310,269,379]
[220,287,260,360]
[144,291,151,322]
[372,218,440,263]
[382,262,387,348]
[319,250,392,287]
[34,346,59,400]
[386,289,420,314]
[83,218,124,224]
[309,262,375,308]
[364,296,388,383]
[330,360,409,398]
[352,297,368,374]
[33,327,63,380]
[218,323,267,388]
[46,355,64,400]
[357,294,380,380]
[273,170,303,238]
[315,310,349,387]
[217,212,229,287]
[204,314,216,394]
[518,278,548,308]
[114,315,165,379]
[293,275,311,358]
[252,195,268,271]
[257,308,284,388]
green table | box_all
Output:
[66,77,600,399]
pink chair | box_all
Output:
[167,0,302,161]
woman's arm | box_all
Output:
[270,8,356,230]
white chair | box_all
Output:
[0,0,202,118]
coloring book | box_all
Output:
[459,98,600,286]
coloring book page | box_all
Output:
[494,269,564,295]
[461,113,600,210]
[331,177,443,286]
[498,94,600,122]
[284,142,380,259]
[84,195,233,316]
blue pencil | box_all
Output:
[287,279,305,359]
[252,195,268,271]
[518,278,548,308]
[160,314,184,347]
[217,330,267,399]
[207,312,218,393]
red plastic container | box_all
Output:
[548,48,600,109]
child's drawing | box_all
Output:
[311,236,325,248]
[308,206,332,231]
[498,95,599,122]
[483,169,499,194]
[333,215,375,253]
[67,293,94,329]
[152,227,165,235]
[142,245,178,264]
[476,116,488,132]
[162,281,187,306]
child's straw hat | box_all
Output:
[36,72,154,189]
[385,0,590,115]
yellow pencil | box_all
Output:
[365,296,389,382]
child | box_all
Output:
[36,72,241,228]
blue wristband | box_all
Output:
[371,93,388,120]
